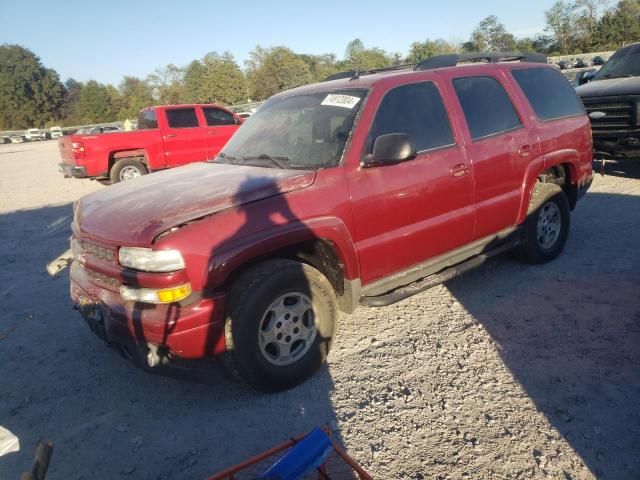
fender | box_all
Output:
[112,148,147,160]
[516,149,579,224]
[206,216,360,291]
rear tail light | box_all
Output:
[71,142,85,159]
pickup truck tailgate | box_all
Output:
[58,137,75,164]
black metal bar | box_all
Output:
[415,51,547,71]
[20,441,54,480]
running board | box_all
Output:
[359,241,517,307]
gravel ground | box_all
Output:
[0,141,639,479]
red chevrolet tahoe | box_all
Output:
[58,104,243,183]
[68,53,593,391]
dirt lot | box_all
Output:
[0,141,639,479]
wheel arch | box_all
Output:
[517,149,580,224]
[208,217,361,313]
[108,149,148,174]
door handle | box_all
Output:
[207,131,217,135]
[164,134,177,139]
[519,144,533,157]
[450,163,470,178]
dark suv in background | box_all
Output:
[576,43,640,159]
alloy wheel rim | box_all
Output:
[257,292,317,366]
[536,201,561,249]
[119,165,142,181]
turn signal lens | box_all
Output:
[119,283,192,304]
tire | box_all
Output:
[518,182,570,264]
[109,158,147,183]
[222,259,338,392]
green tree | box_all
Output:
[466,15,516,52]
[246,46,312,100]
[0,44,64,129]
[184,52,247,105]
[545,1,578,54]
[118,76,153,119]
[297,53,339,82]
[341,38,392,71]
[76,80,118,123]
[147,64,186,104]
[407,39,457,63]
[593,0,640,48]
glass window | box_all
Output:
[217,89,367,170]
[202,107,236,126]
[512,67,584,121]
[368,82,454,153]
[137,110,158,129]
[166,108,199,128]
[593,43,640,80]
[453,76,522,141]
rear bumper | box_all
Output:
[69,261,227,360]
[59,163,88,178]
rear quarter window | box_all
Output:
[512,67,585,121]
[453,76,522,141]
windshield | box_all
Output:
[594,44,640,80]
[214,88,368,170]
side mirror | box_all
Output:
[362,133,416,167]
[577,69,595,86]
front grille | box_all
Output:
[78,240,116,262]
[86,269,121,290]
[583,97,638,131]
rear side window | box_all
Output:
[453,76,522,141]
[202,107,236,126]
[368,82,454,153]
[137,110,158,129]
[166,108,199,128]
[512,67,585,120]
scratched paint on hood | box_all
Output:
[76,162,316,246]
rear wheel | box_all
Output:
[222,259,338,392]
[518,182,570,263]
[110,158,147,183]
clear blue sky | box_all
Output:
[0,0,555,86]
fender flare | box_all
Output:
[110,149,148,168]
[206,216,360,291]
[516,149,579,224]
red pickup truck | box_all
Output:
[58,104,243,183]
[67,53,593,391]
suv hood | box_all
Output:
[76,162,316,246]
[576,75,640,98]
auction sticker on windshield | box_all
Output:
[321,94,361,109]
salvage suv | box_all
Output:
[68,52,593,391]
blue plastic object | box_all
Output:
[259,428,333,480]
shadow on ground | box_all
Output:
[0,202,342,479]
[594,158,640,179]
[445,191,640,479]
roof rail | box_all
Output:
[322,63,414,82]
[414,52,547,71]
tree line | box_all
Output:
[0,0,638,130]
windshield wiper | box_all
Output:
[242,154,290,169]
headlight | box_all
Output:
[118,247,185,272]
[120,283,192,304]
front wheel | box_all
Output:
[222,259,338,392]
[110,158,147,183]
[518,182,570,264]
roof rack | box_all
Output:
[414,52,547,70]
[322,52,548,82]
[322,63,414,82]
